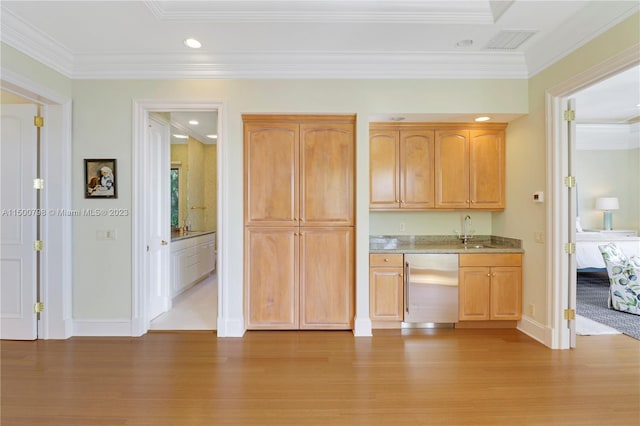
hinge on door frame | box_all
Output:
[564,309,575,320]
[564,176,576,188]
[34,302,44,314]
[33,240,44,251]
[34,116,44,128]
[33,178,44,189]
[564,110,575,121]
[564,243,576,254]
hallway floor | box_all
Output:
[149,273,217,330]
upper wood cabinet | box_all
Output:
[435,127,505,210]
[245,116,355,226]
[370,123,506,211]
[370,126,435,210]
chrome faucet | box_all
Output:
[461,215,473,244]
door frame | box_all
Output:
[546,43,639,349]
[1,68,73,339]
[132,100,228,336]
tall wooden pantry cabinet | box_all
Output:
[243,115,356,330]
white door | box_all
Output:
[1,104,38,340]
[146,116,171,322]
[566,98,578,348]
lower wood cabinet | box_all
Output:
[170,233,216,298]
[458,253,522,321]
[369,254,404,322]
[245,227,354,330]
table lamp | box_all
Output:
[595,197,619,230]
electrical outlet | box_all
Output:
[528,304,535,316]
[400,222,406,231]
[534,231,544,243]
[105,229,116,240]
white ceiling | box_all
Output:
[169,111,218,144]
[1,1,638,126]
[1,1,638,79]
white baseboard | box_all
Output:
[216,317,245,337]
[72,319,132,337]
[517,315,553,348]
[353,316,373,336]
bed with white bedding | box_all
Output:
[576,230,640,269]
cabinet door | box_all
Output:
[244,122,299,226]
[435,130,470,209]
[490,267,522,320]
[299,227,354,329]
[459,267,491,320]
[370,267,404,321]
[400,130,435,209]
[300,123,355,225]
[369,130,400,209]
[470,130,505,209]
[245,228,299,329]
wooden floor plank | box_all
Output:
[1,329,639,425]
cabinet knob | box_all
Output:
[384,258,389,262]
[161,240,168,246]
[471,200,476,204]
[487,273,491,277]
[492,273,496,277]
[395,199,399,202]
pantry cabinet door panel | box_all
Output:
[300,123,355,226]
[244,123,299,226]
[300,228,354,329]
[245,228,298,329]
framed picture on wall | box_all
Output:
[84,158,117,198]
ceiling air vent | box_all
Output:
[485,31,537,50]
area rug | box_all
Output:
[577,272,640,340]
[576,314,621,336]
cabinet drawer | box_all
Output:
[459,253,522,267]
[370,253,403,267]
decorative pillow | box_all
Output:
[602,254,640,315]
[598,243,628,265]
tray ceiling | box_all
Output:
[1,1,638,79]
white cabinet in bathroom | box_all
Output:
[170,232,216,298]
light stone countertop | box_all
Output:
[369,235,524,254]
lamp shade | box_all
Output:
[595,197,619,211]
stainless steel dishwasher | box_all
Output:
[403,254,459,326]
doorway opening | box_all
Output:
[132,100,227,337]
[0,72,72,340]
[547,45,639,349]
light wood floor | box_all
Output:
[2,329,639,426]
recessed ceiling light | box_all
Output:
[389,116,406,122]
[173,134,188,139]
[188,120,199,125]
[184,38,202,49]
[456,39,473,48]
[475,116,491,122]
[206,134,218,139]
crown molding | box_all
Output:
[0,8,74,77]
[576,123,640,151]
[526,2,640,77]
[144,0,494,24]
[70,51,528,79]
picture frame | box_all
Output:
[84,158,117,199]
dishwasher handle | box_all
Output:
[404,261,410,313]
